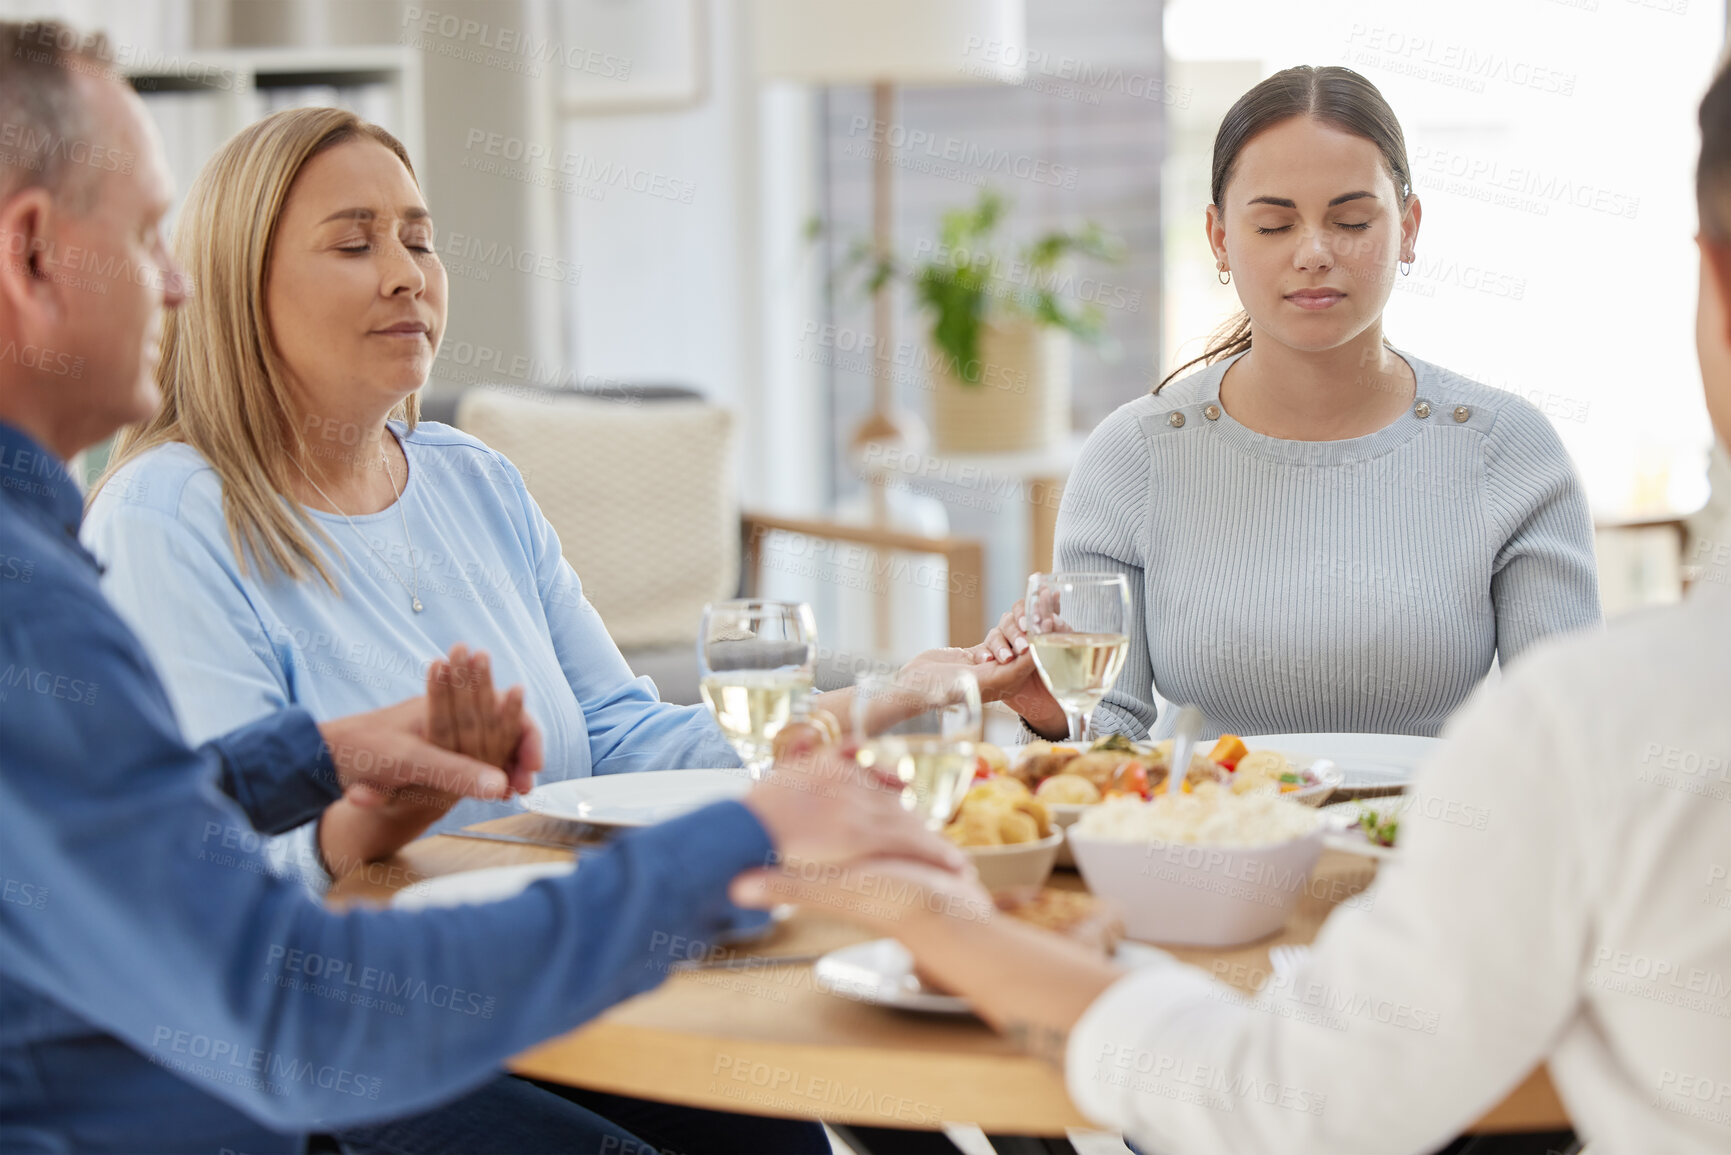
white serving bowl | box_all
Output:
[1044,803,1088,867]
[961,831,1063,892]
[1068,827,1326,947]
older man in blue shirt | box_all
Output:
[0,21,962,1153]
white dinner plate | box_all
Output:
[392,861,574,911]
[1238,733,1440,793]
[814,937,1167,1015]
[525,769,752,828]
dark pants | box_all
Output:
[330,1072,830,1155]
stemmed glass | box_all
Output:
[698,599,817,780]
[1024,572,1131,744]
[852,667,983,829]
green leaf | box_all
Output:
[812,187,1128,387]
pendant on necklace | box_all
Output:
[412,598,424,613]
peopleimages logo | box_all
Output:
[263,945,497,1018]
[401,7,631,79]
[149,1026,383,1100]
[461,130,696,204]
[845,117,1079,190]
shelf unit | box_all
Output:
[125,44,423,210]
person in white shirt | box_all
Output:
[733,58,1731,1155]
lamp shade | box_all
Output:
[751,0,1026,85]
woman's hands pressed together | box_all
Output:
[315,645,541,873]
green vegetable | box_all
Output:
[1356,811,1400,848]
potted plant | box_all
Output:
[832,189,1124,453]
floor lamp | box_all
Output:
[752,0,1026,651]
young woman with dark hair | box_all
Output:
[975,66,1602,741]
[739,62,1731,1155]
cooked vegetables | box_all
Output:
[1209,734,1248,770]
[1356,809,1400,848]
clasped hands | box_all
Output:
[313,645,542,870]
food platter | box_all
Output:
[985,734,1343,865]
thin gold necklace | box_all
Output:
[292,441,423,613]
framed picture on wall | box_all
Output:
[556,0,706,113]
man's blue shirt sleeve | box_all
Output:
[208,708,341,835]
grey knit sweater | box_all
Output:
[1059,350,1602,740]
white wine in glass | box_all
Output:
[852,668,982,829]
[1025,573,1132,744]
[1027,632,1128,713]
[700,670,807,768]
[854,735,978,832]
[698,600,816,780]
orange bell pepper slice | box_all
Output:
[1210,734,1248,770]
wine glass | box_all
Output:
[698,600,817,780]
[1024,572,1131,744]
[852,666,983,829]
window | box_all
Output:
[1163,0,1725,522]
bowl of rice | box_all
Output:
[1067,785,1327,947]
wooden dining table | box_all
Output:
[327,810,1570,1140]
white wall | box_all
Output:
[558,0,826,512]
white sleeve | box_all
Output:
[1065,674,1590,1153]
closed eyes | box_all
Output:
[1253,222,1372,235]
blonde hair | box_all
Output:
[94,107,422,589]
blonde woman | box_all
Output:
[82,108,837,1155]
[973,66,1601,742]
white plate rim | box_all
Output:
[524,768,752,827]
[814,937,1166,1015]
[1239,732,1439,791]
[391,861,574,910]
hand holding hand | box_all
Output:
[731,853,994,936]
[741,735,969,875]
[962,596,1070,739]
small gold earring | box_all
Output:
[1217,267,1231,285]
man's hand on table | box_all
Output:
[315,646,543,872]
[733,722,1123,1066]
[732,851,994,937]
